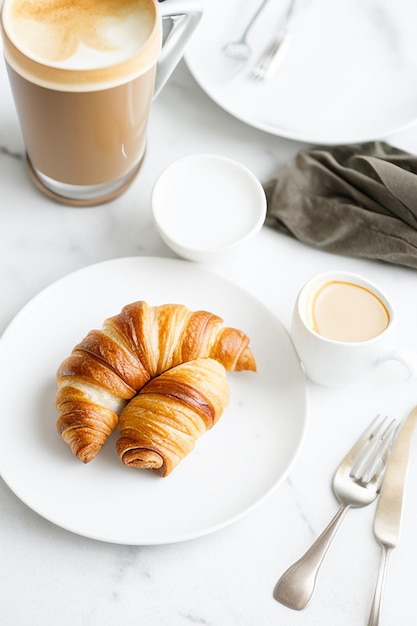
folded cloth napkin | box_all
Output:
[263,141,417,269]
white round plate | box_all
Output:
[0,257,307,545]
[185,0,417,145]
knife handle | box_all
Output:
[368,544,392,626]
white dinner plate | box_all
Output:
[0,257,306,545]
[185,0,417,145]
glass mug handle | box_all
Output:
[154,0,204,97]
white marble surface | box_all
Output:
[2,20,417,626]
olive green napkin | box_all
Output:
[264,141,417,269]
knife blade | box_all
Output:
[368,406,417,626]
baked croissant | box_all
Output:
[116,358,229,477]
[56,301,255,463]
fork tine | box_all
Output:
[341,414,386,470]
[349,416,397,484]
[249,44,276,81]
[360,420,398,486]
[273,413,398,610]
[248,30,292,81]
[349,415,388,475]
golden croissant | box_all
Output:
[56,301,256,463]
[116,358,229,476]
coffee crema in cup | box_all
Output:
[1,0,161,205]
[308,280,390,342]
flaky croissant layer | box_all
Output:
[56,301,256,463]
[117,358,230,476]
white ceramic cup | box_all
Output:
[291,270,417,387]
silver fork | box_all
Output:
[248,0,296,81]
[273,415,398,611]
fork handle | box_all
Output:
[273,503,350,610]
[368,544,392,626]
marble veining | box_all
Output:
[1,6,417,625]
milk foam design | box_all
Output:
[7,0,154,69]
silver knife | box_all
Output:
[368,406,417,626]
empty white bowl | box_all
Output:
[151,154,267,263]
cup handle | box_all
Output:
[154,0,204,98]
[377,348,417,380]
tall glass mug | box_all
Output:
[0,0,203,206]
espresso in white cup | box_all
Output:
[1,0,203,206]
[291,271,417,386]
